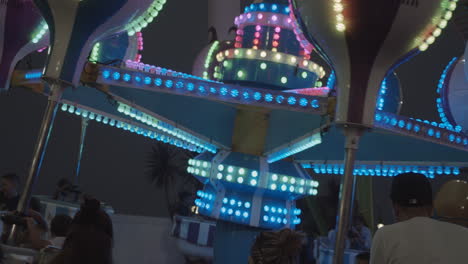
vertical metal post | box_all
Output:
[74,118,89,185]
[333,127,362,264]
[8,83,62,244]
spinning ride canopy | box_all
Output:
[291,0,457,127]
[33,0,162,86]
[0,0,48,91]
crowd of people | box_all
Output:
[0,171,466,264]
[247,173,468,264]
[0,173,114,264]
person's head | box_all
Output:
[249,228,304,264]
[355,252,370,264]
[0,173,19,198]
[434,180,468,227]
[353,215,366,230]
[50,214,72,237]
[55,198,113,264]
[57,178,72,191]
[390,173,433,222]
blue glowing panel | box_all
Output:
[295,126,468,162]
[265,110,322,153]
[108,85,236,147]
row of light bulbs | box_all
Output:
[126,0,167,36]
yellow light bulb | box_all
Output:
[433,28,442,37]
[419,43,429,51]
[336,23,346,32]
[275,53,282,60]
[290,56,297,63]
[444,11,452,20]
[234,49,240,56]
[260,51,267,58]
[224,50,230,56]
[246,49,253,56]
[439,19,448,29]
[336,14,344,22]
[333,3,343,12]
[303,60,309,67]
[448,2,457,11]
[426,36,435,44]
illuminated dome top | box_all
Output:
[210,0,327,91]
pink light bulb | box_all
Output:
[287,18,292,24]
[257,13,263,19]
[236,36,242,42]
[273,34,280,40]
[247,13,252,19]
[254,32,261,38]
[272,15,278,21]
[275,27,281,33]
[236,29,243,35]
[256,25,262,31]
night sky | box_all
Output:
[0,0,466,218]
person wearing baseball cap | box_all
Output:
[370,173,468,264]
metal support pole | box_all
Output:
[333,127,363,264]
[7,83,62,244]
[74,118,89,185]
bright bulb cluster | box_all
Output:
[267,133,322,163]
[217,48,326,78]
[127,0,167,36]
[60,103,205,153]
[203,41,220,80]
[418,0,458,51]
[268,172,319,196]
[332,0,346,32]
[305,163,461,178]
[188,160,259,187]
[262,205,301,225]
[89,42,101,63]
[117,102,217,153]
[32,20,48,44]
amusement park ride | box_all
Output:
[1,0,468,263]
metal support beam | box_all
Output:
[333,127,363,264]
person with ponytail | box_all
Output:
[48,197,114,264]
[248,228,305,264]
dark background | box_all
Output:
[0,0,465,218]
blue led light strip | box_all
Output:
[24,71,43,80]
[376,78,387,111]
[60,100,207,153]
[301,162,462,179]
[374,111,468,151]
[436,57,460,131]
[266,132,322,163]
[116,101,219,153]
[244,2,290,15]
[98,66,327,114]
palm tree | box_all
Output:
[146,143,200,218]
